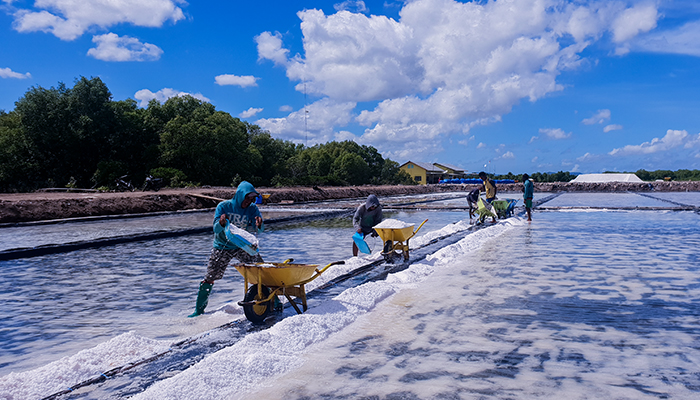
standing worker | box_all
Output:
[352,194,383,256]
[522,173,534,221]
[188,181,264,318]
[478,171,497,223]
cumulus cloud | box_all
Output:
[334,0,368,14]
[87,33,162,61]
[256,98,356,144]
[215,74,259,87]
[603,124,623,132]
[279,105,293,112]
[239,107,263,118]
[255,32,289,66]
[611,2,658,43]
[255,0,660,160]
[12,0,185,41]
[0,67,31,79]
[634,20,700,57]
[582,109,611,125]
[477,142,487,149]
[134,88,211,108]
[609,129,689,156]
[499,151,515,160]
[539,128,572,139]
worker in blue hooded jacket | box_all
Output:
[188,181,264,317]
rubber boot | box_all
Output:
[187,281,213,318]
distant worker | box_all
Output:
[466,186,481,219]
[188,181,264,317]
[478,171,497,203]
[352,194,383,256]
[522,173,534,221]
[478,171,497,223]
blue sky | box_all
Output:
[1,0,700,175]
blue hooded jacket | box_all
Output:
[212,181,264,250]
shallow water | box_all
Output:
[0,209,466,376]
[244,209,700,399]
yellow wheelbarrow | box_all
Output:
[374,219,428,263]
[234,259,345,324]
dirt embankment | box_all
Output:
[0,181,698,224]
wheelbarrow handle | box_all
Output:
[410,219,429,238]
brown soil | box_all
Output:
[1,181,698,224]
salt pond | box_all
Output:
[1,193,699,399]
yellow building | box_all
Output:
[400,161,446,185]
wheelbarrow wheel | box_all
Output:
[243,285,271,324]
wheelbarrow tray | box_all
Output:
[234,262,319,287]
[374,225,415,243]
[491,198,518,218]
[476,197,498,220]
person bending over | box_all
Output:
[352,194,383,256]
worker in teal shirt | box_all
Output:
[188,181,264,317]
[522,173,534,221]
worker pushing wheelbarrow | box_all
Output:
[373,218,428,263]
[234,259,345,324]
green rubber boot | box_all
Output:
[187,281,213,318]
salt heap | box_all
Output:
[374,219,414,229]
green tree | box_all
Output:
[0,111,38,191]
[157,96,250,185]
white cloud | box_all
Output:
[87,33,162,61]
[499,151,515,159]
[215,74,259,88]
[609,129,689,156]
[603,124,623,133]
[529,135,538,144]
[256,98,356,144]
[477,142,487,149]
[279,105,293,112]
[334,1,368,14]
[582,109,611,125]
[255,32,290,66]
[577,152,595,161]
[134,88,211,108]
[12,0,185,41]
[457,135,475,146]
[539,128,572,140]
[531,156,538,163]
[611,2,658,43]
[255,0,659,160]
[239,107,263,119]
[634,20,700,57]
[0,67,31,79]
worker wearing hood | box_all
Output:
[188,181,264,317]
[352,194,383,256]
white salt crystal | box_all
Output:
[228,224,259,246]
[374,219,414,229]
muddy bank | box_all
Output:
[0,181,698,224]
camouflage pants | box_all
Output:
[204,247,263,282]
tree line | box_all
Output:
[0,77,414,192]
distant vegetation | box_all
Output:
[621,169,700,182]
[0,77,414,192]
[492,171,578,183]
